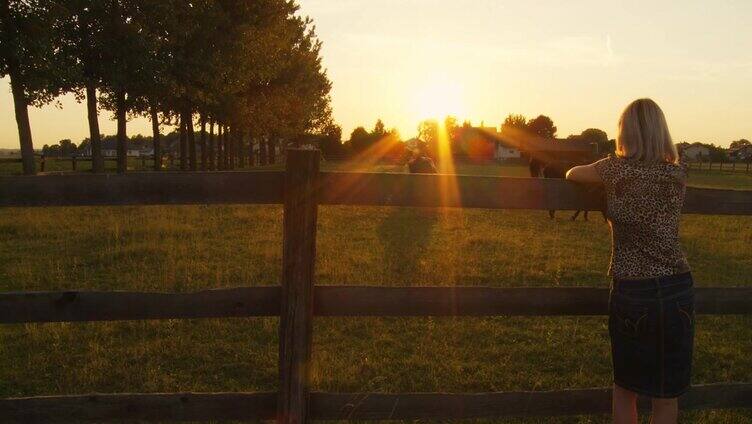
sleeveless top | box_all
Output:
[594,155,691,280]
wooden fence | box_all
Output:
[0,155,156,172]
[686,160,752,173]
[1,149,752,422]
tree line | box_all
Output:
[0,0,333,174]
[328,114,616,164]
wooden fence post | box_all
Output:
[278,149,320,424]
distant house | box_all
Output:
[81,140,142,157]
[455,126,521,162]
[494,141,522,160]
[679,143,711,161]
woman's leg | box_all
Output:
[613,384,638,424]
[650,397,678,424]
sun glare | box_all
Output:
[413,75,465,121]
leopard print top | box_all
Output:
[594,155,691,280]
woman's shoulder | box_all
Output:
[592,155,687,185]
[592,154,623,175]
[620,156,688,183]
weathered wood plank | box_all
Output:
[1,287,750,324]
[312,383,752,420]
[2,171,750,214]
[279,149,320,424]
[0,392,277,422]
[315,286,752,316]
[318,172,752,215]
[0,287,280,323]
[684,186,752,215]
[1,384,750,422]
[316,286,610,316]
[0,171,284,207]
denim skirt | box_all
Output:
[609,272,695,398]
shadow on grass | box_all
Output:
[377,207,438,285]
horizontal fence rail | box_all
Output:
[2,383,751,422]
[0,171,284,207]
[2,171,752,214]
[2,286,752,324]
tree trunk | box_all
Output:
[208,119,215,171]
[248,137,256,166]
[2,0,35,175]
[229,126,236,170]
[260,137,268,166]
[226,126,233,170]
[216,124,223,170]
[223,125,230,170]
[8,71,35,174]
[86,82,103,173]
[199,115,207,171]
[150,104,161,171]
[179,112,187,171]
[238,129,246,168]
[269,137,277,164]
[186,110,196,171]
[115,90,127,174]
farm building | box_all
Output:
[495,143,521,160]
[79,139,141,157]
[678,142,710,160]
[455,126,521,162]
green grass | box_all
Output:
[0,163,750,423]
[686,169,752,190]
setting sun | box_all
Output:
[412,74,466,121]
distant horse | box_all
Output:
[534,159,604,221]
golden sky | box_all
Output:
[2,0,751,149]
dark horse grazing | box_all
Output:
[531,158,604,221]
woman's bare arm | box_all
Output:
[566,163,602,184]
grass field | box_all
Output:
[1,161,751,423]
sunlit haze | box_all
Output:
[2,0,751,148]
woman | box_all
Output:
[567,99,694,424]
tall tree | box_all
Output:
[55,1,113,172]
[348,126,371,152]
[95,0,153,173]
[527,115,557,139]
[373,119,386,138]
[568,128,611,154]
[0,0,64,174]
[500,114,528,135]
[317,122,343,159]
[730,139,750,149]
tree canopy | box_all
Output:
[1,0,332,173]
[526,115,557,139]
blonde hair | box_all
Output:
[616,98,678,163]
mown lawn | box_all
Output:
[0,163,750,423]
